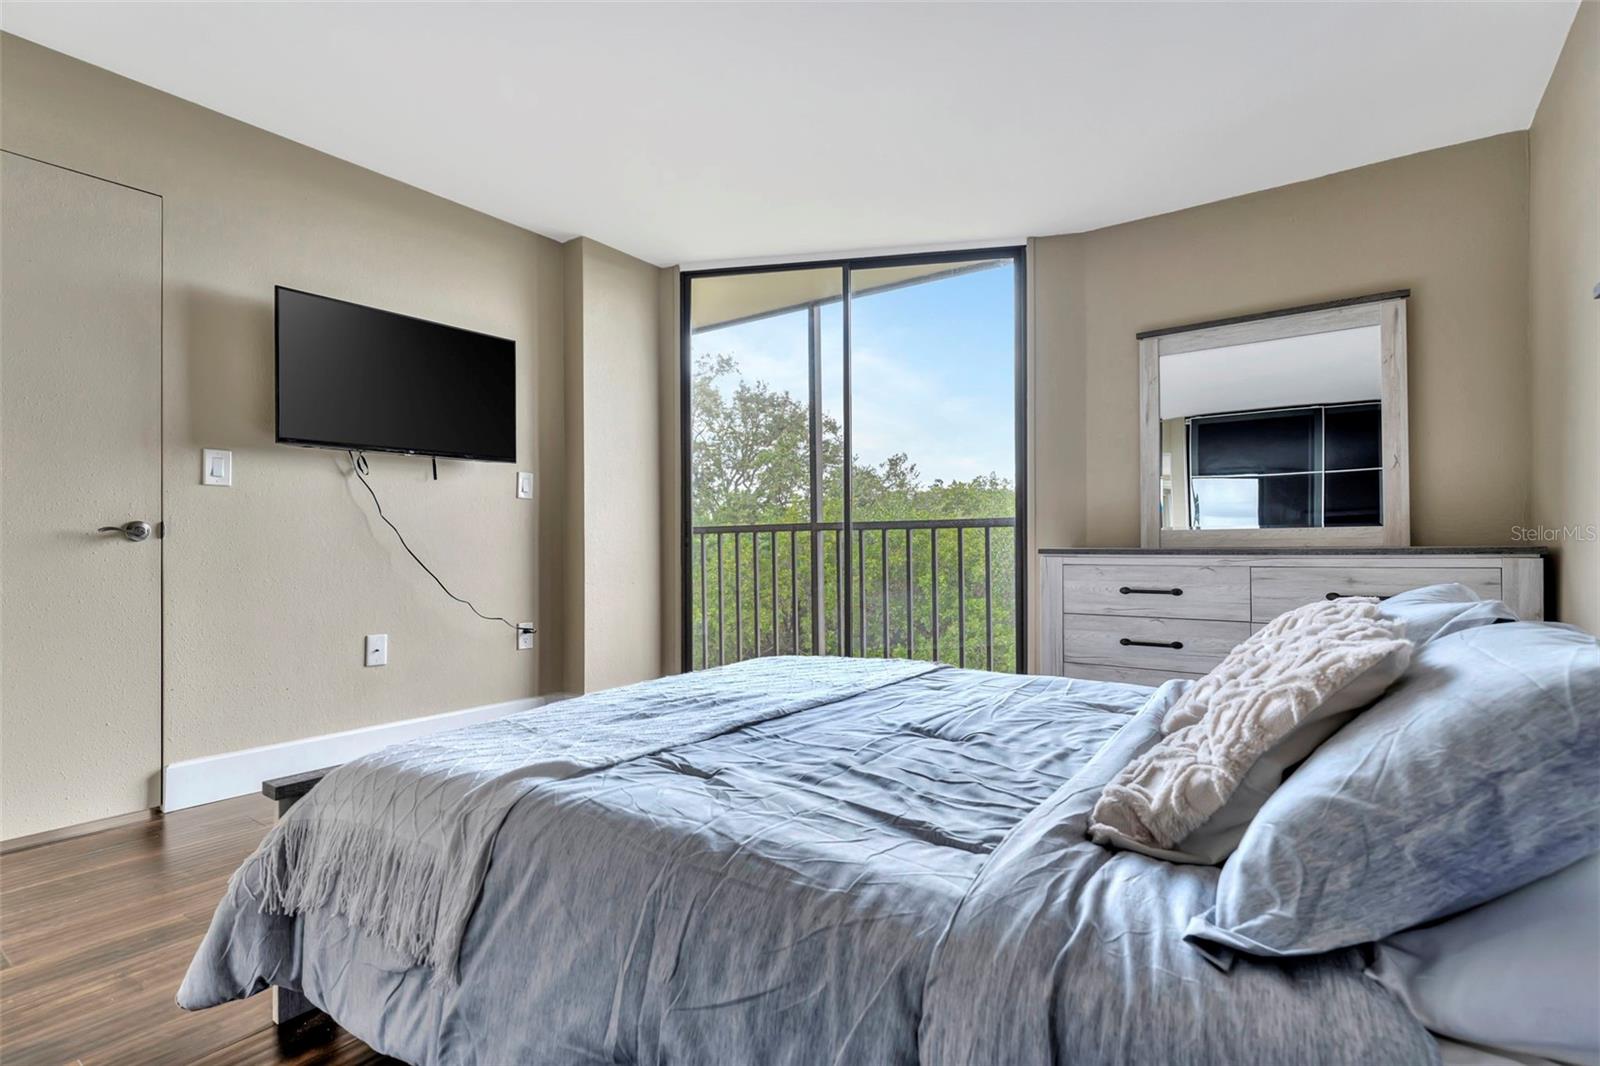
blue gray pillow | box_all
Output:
[1369,852,1600,1065]
[1376,582,1518,645]
[1185,620,1600,967]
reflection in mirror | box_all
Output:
[1159,324,1383,531]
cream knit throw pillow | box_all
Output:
[1090,596,1412,860]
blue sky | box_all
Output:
[692,262,1017,486]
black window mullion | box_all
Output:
[807,302,825,657]
[841,263,854,659]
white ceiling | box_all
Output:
[1,2,1577,268]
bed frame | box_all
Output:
[261,767,336,1036]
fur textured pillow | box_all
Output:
[1089,596,1412,863]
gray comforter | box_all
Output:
[180,661,1435,1065]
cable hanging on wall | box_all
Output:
[345,450,534,639]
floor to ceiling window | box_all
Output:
[681,248,1025,672]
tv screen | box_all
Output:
[275,286,516,462]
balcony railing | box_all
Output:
[688,517,1017,673]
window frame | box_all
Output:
[679,245,1028,672]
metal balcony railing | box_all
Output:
[688,517,1017,673]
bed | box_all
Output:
[179,656,1451,1064]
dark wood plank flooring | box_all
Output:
[0,795,399,1065]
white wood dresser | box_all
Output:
[1039,549,1548,685]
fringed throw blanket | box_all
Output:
[251,655,943,979]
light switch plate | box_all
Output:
[516,471,534,500]
[201,448,233,487]
[517,624,535,651]
[365,633,388,667]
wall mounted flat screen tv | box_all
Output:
[276,286,516,462]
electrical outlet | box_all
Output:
[517,624,535,651]
[365,633,388,667]
[516,471,534,500]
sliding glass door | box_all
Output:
[681,248,1024,672]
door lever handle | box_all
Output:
[98,520,153,542]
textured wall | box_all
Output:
[1031,133,1534,608]
[1,35,568,764]
[563,238,664,692]
[1529,1,1599,632]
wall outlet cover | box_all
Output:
[201,448,233,487]
[517,471,534,500]
[517,624,535,651]
[365,633,388,667]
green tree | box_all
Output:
[691,353,831,525]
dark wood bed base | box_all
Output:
[262,765,335,814]
[261,766,337,1036]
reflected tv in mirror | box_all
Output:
[275,286,516,462]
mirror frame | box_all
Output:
[1138,290,1410,548]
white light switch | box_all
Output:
[365,633,388,667]
[516,471,534,500]
[517,624,535,651]
[202,448,233,486]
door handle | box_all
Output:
[98,520,153,542]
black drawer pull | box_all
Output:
[1325,592,1393,601]
[1120,638,1184,650]
[1119,586,1183,596]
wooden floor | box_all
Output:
[0,795,398,1065]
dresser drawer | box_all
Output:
[1061,661,1206,687]
[1062,614,1250,675]
[1060,563,1250,621]
[1249,566,1502,623]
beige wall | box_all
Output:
[562,238,665,692]
[1030,132,1535,648]
[1,36,568,763]
[1529,1,1599,633]
[1024,235,1086,671]
[562,241,588,692]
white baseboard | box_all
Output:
[161,693,571,812]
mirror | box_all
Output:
[1139,292,1409,548]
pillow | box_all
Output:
[1369,852,1600,1066]
[1378,582,1519,645]
[1089,596,1412,864]
[1186,621,1600,966]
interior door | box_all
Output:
[1,151,163,841]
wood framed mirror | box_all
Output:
[1139,291,1410,548]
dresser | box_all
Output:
[1039,549,1547,685]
